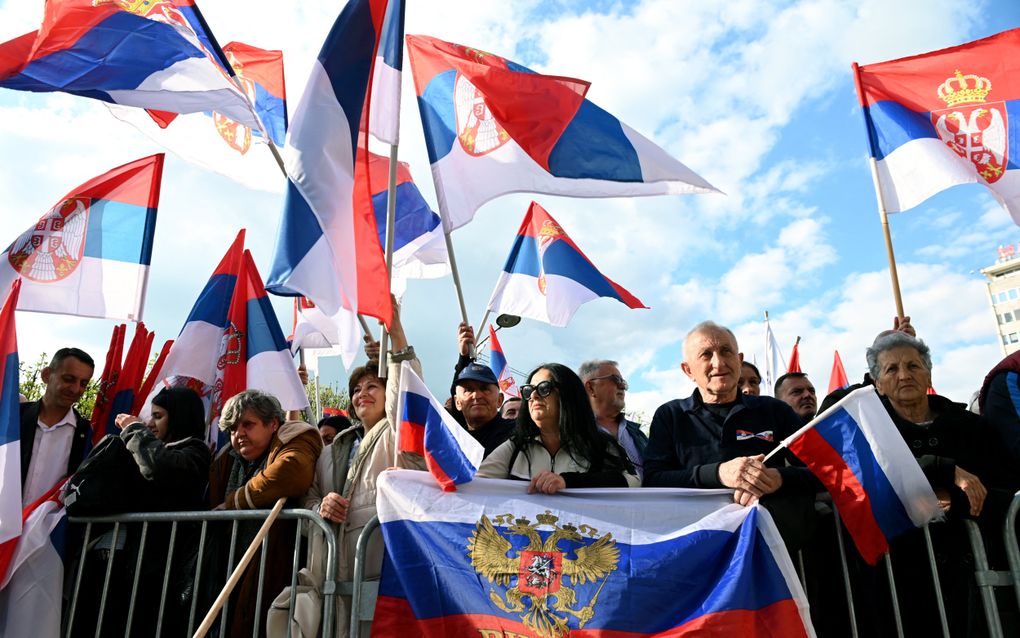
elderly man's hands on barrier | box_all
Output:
[954,466,987,516]
[528,470,567,495]
[457,322,475,357]
[718,455,783,505]
[320,491,351,523]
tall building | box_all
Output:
[982,243,1020,355]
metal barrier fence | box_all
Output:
[64,491,1020,638]
[63,509,337,638]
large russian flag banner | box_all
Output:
[783,387,941,565]
[373,471,815,637]
[109,41,288,193]
[855,28,1020,223]
[486,201,646,327]
[0,0,258,128]
[405,34,717,232]
[0,154,163,321]
[396,362,484,492]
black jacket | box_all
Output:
[20,399,91,490]
[643,390,815,492]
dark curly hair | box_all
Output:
[511,363,631,474]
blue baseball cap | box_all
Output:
[456,362,499,387]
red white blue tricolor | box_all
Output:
[487,202,646,327]
[783,387,941,565]
[372,471,815,637]
[0,0,258,128]
[406,34,717,231]
[855,28,1020,224]
[487,326,519,398]
[0,154,163,322]
[0,280,22,579]
[396,363,484,492]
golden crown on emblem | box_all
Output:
[937,70,992,107]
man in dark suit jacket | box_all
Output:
[20,347,94,505]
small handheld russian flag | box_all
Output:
[396,362,484,491]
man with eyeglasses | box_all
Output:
[578,359,647,479]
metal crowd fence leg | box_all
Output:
[320,519,338,638]
[188,521,209,637]
[965,519,1005,638]
[253,531,270,638]
[220,520,239,638]
[1005,492,1020,616]
[883,553,905,638]
[922,523,951,638]
[95,522,121,638]
[66,522,93,638]
[351,516,382,638]
[287,523,301,638]
[831,506,859,638]
[155,521,178,638]
[125,521,149,638]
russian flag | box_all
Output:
[372,471,815,636]
[266,0,396,326]
[0,0,259,129]
[219,249,308,421]
[405,34,718,232]
[827,350,849,395]
[855,28,1020,224]
[0,154,163,322]
[396,362,484,492]
[487,326,518,398]
[0,280,22,577]
[109,41,288,193]
[486,201,646,327]
[783,387,941,565]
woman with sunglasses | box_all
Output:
[477,363,639,492]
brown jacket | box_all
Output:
[210,420,323,509]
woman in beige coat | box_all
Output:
[303,302,424,637]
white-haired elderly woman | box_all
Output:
[866,332,1014,518]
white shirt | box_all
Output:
[22,408,77,506]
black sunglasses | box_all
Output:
[520,380,557,401]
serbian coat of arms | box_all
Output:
[453,47,511,157]
[931,70,1008,183]
[8,197,89,282]
[468,511,619,638]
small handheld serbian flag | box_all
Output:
[778,387,941,564]
[396,361,484,491]
[486,202,646,327]
[487,325,519,398]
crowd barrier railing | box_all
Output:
[63,508,337,638]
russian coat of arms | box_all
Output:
[931,70,1008,183]
[8,197,89,282]
[468,511,619,638]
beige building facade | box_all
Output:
[982,243,1020,355]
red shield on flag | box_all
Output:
[931,101,1009,183]
[8,197,89,283]
[518,550,563,596]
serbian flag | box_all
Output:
[136,230,244,439]
[406,34,718,232]
[0,0,259,129]
[854,28,1020,224]
[397,362,484,492]
[0,280,22,575]
[787,338,802,373]
[266,0,396,326]
[828,350,850,395]
[109,41,287,192]
[368,0,404,145]
[91,322,155,446]
[217,249,308,425]
[780,387,941,565]
[323,407,348,418]
[0,154,162,321]
[487,326,518,398]
[373,471,815,636]
[486,202,646,327]
[0,480,67,637]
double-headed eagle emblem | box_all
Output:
[468,511,619,638]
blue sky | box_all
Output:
[1,0,1019,419]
